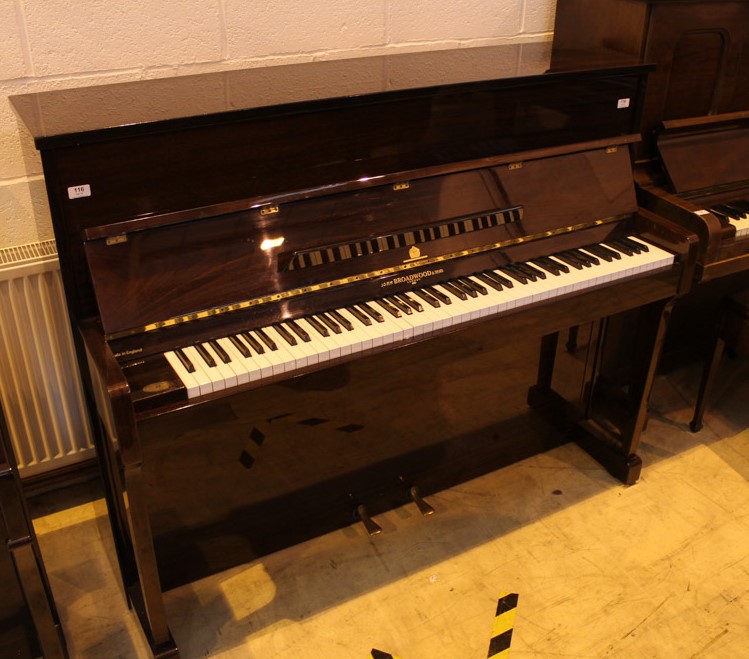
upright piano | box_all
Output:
[11,43,697,657]
[552,0,749,156]
[553,0,749,370]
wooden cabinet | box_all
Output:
[552,0,749,144]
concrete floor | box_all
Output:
[29,355,749,658]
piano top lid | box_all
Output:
[656,111,749,193]
[10,41,650,149]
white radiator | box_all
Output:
[0,240,95,477]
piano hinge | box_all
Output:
[606,146,619,154]
[508,162,523,170]
[393,181,410,191]
[260,205,280,216]
[106,234,128,246]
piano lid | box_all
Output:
[10,41,649,147]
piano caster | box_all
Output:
[355,504,383,536]
[409,485,435,517]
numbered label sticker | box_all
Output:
[617,98,631,109]
[67,184,91,199]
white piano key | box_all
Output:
[181,345,221,395]
[263,325,310,372]
[233,334,276,380]
[215,337,254,385]
[201,342,238,389]
[164,351,202,398]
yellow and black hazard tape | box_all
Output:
[239,412,365,469]
[487,592,518,658]
[369,592,518,658]
[371,650,403,659]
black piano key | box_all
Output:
[513,263,541,281]
[386,295,413,314]
[553,252,585,269]
[530,257,562,275]
[605,240,633,256]
[459,276,487,295]
[721,201,749,217]
[542,257,569,274]
[486,270,515,287]
[414,289,440,308]
[397,292,423,312]
[194,343,216,368]
[347,305,373,326]
[571,248,599,266]
[319,312,342,334]
[255,327,279,350]
[273,323,299,346]
[375,298,401,318]
[474,272,504,291]
[500,266,530,282]
[524,262,548,279]
[618,236,648,253]
[285,320,310,343]
[307,315,331,337]
[454,279,478,298]
[709,203,738,219]
[582,244,618,262]
[329,309,354,331]
[359,302,384,323]
[241,331,265,354]
[174,348,195,373]
[728,199,749,214]
[440,281,467,300]
[229,335,251,358]
[425,286,452,304]
[564,249,593,267]
[209,340,231,364]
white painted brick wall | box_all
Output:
[388,0,524,43]
[225,1,387,58]
[22,1,224,76]
[0,3,27,80]
[1,0,557,248]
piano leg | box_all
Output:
[528,298,675,486]
[82,335,180,659]
[122,464,179,658]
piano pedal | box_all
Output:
[408,485,435,517]
[354,503,383,536]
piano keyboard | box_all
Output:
[707,200,749,238]
[163,237,675,399]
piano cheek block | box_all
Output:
[126,357,186,411]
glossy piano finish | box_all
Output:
[0,409,67,659]
[552,0,749,152]
[11,43,651,330]
[11,45,699,658]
